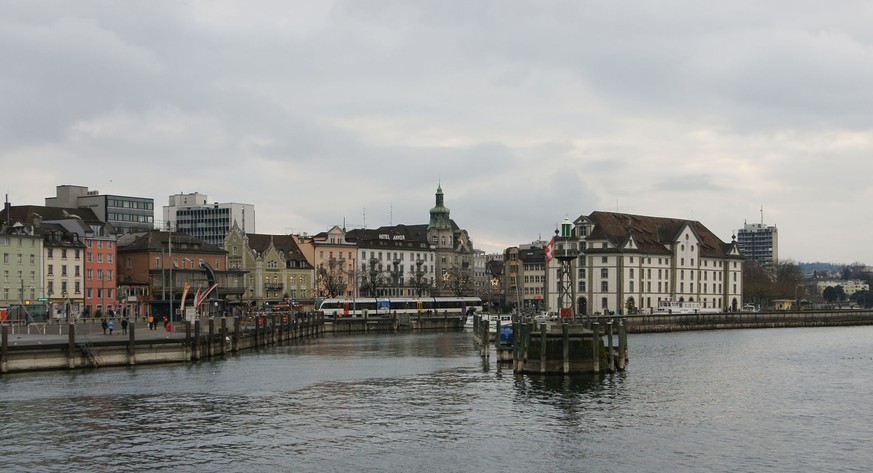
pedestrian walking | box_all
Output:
[148,315,155,330]
[108,319,114,335]
[121,318,128,335]
[101,319,108,335]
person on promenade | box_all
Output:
[101,319,108,335]
[148,315,155,330]
[108,319,114,335]
[121,318,128,335]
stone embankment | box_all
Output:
[617,309,873,333]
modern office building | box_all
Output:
[163,192,255,247]
[736,221,778,268]
[45,185,154,234]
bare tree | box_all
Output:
[358,257,387,297]
[317,257,349,298]
[442,265,474,297]
[408,260,433,297]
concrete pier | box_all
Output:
[0,313,324,375]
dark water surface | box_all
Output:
[2,326,872,472]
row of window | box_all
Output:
[108,213,154,223]
[108,199,154,210]
[0,238,38,247]
[599,297,725,310]
[3,270,35,282]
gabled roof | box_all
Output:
[117,230,225,254]
[245,233,311,268]
[1,205,103,226]
[585,211,736,258]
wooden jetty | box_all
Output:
[472,314,628,374]
[0,313,324,374]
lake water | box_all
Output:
[1,326,872,472]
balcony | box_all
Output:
[264,283,284,291]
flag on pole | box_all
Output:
[544,238,555,263]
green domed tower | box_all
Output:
[427,185,452,232]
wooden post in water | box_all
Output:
[193,319,201,361]
[481,319,489,358]
[606,320,615,372]
[512,317,521,373]
[220,317,227,356]
[539,323,547,374]
[68,324,76,369]
[233,317,241,353]
[128,321,136,365]
[591,321,600,373]
[494,318,501,351]
[617,320,627,370]
[562,322,570,374]
[1,325,8,373]
[208,318,215,358]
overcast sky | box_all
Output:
[2,1,872,264]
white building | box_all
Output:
[163,192,255,247]
[545,211,744,315]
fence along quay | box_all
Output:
[0,310,469,374]
[0,312,324,375]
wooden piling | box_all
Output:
[606,320,615,372]
[208,318,215,358]
[193,319,201,360]
[68,324,76,369]
[539,323,547,374]
[618,321,627,370]
[562,322,570,374]
[233,317,241,353]
[1,325,8,373]
[591,321,600,373]
[220,317,228,356]
[128,321,136,365]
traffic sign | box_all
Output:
[37,297,48,302]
